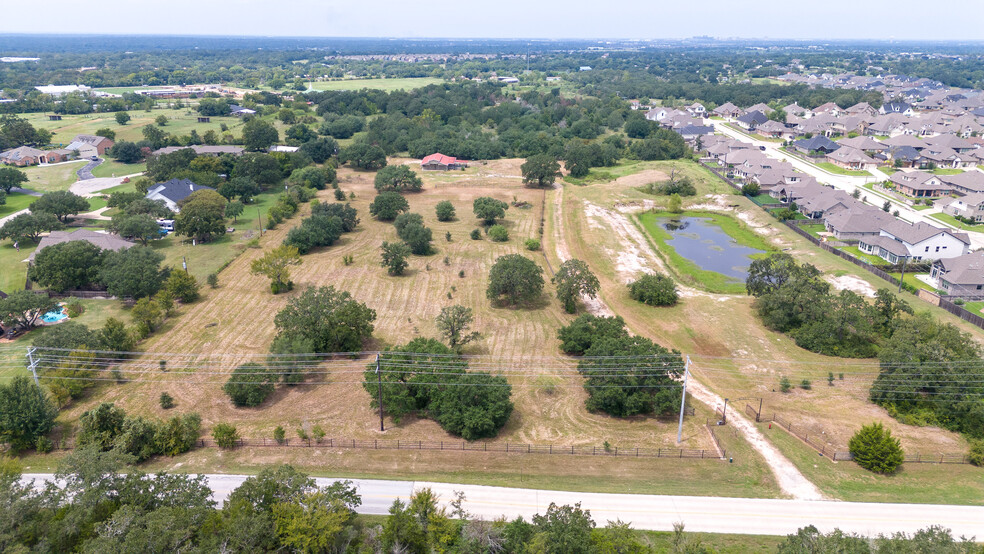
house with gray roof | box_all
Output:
[941,193,984,222]
[880,102,914,116]
[712,102,742,119]
[0,146,46,166]
[28,229,134,263]
[822,205,895,241]
[939,171,984,195]
[825,146,877,171]
[793,135,840,155]
[145,178,215,213]
[859,220,970,263]
[736,110,769,130]
[929,251,984,297]
[888,171,952,198]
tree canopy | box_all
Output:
[487,254,544,306]
[30,191,90,223]
[271,286,376,354]
[374,165,423,192]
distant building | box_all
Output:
[64,134,114,159]
[35,84,91,96]
[28,229,134,263]
[152,145,245,157]
[145,178,215,213]
[421,153,467,171]
[0,146,47,166]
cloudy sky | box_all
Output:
[3,0,984,41]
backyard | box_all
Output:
[815,162,871,176]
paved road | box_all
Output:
[76,158,103,181]
[713,123,984,250]
[20,473,984,537]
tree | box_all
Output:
[272,486,361,553]
[487,224,509,242]
[435,200,455,221]
[131,297,163,334]
[473,196,508,225]
[521,154,561,188]
[435,305,480,350]
[400,223,432,255]
[487,254,544,305]
[213,423,239,448]
[0,167,28,193]
[374,165,423,192]
[578,334,683,417]
[31,321,100,351]
[554,259,600,314]
[251,245,302,294]
[175,189,227,242]
[28,240,104,292]
[100,246,166,299]
[141,123,167,149]
[100,317,135,353]
[77,402,127,451]
[115,111,131,125]
[285,123,316,144]
[112,213,160,245]
[287,166,330,190]
[430,372,514,440]
[849,423,904,474]
[227,464,316,512]
[667,193,683,213]
[164,270,200,303]
[109,141,142,163]
[225,200,244,222]
[155,114,168,127]
[224,363,277,407]
[0,212,62,243]
[882,200,891,212]
[0,290,58,331]
[232,153,283,188]
[30,191,90,223]
[380,241,411,276]
[741,182,760,196]
[242,118,279,151]
[300,136,338,164]
[368,191,410,221]
[557,315,629,355]
[339,143,386,170]
[628,273,679,306]
[271,286,376,354]
[0,376,58,451]
[745,252,802,297]
[530,503,596,554]
[95,128,116,141]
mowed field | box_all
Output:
[22,108,247,146]
[553,161,979,491]
[60,159,718,457]
[305,77,445,92]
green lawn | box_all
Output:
[564,159,706,187]
[18,161,85,193]
[798,223,826,239]
[748,193,781,205]
[90,160,146,179]
[23,109,246,147]
[839,246,886,265]
[889,272,937,293]
[931,168,964,175]
[928,212,982,232]
[961,301,984,315]
[759,423,983,505]
[878,167,898,176]
[0,192,37,219]
[636,210,772,294]
[94,182,139,197]
[306,77,444,92]
[0,240,34,294]
[815,162,870,176]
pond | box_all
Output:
[661,216,764,281]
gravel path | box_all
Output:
[76,158,103,181]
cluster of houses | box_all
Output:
[0,134,114,166]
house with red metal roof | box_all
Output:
[421,153,467,171]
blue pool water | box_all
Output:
[661,217,765,281]
[41,309,68,323]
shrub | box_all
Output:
[164,270,200,303]
[800,379,812,390]
[487,224,509,242]
[223,363,276,407]
[524,238,541,251]
[155,413,201,456]
[470,229,482,240]
[312,424,326,443]
[213,423,239,448]
[296,427,308,440]
[849,423,904,474]
[207,273,219,288]
[779,376,792,393]
[435,200,455,221]
[628,273,678,306]
[159,392,174,409]
[66,301,84,318]
[741,182,760,196]
[969,440,984,467]
[35,435,53,454]
[273,425,286,444]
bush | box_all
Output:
[159,392,174,409]
[524,238,541,251]
[470,229,482,240]
[779,376,792,393]
[487,224,509,242]
[435,200,455,221]
[155,413,201,456]
[486,254,544,305]
[213,423,240,448]
[223,363,276,407]
[66,301,84,318]
[34,435,53,454]
[207,273,219,288]
[312,424,326,443]
[969,440,984,467]
[273,425,286,444]
[164,270,200,303]
[849,423,904,474]
[741,182,760,196]
[800,379,812,390]
[628,273,678,306]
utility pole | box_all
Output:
[721,398,730,425]
[376,354,384,432]
[26,347,39,386]
[898,255,909,293]
[182,255,188,273]
[257,208,263,236]
[676,356,691,444]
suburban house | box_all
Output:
[825,146,877,171]
[736,110,769,131]
[939,171,984,195]
[793,135,840,155]
[27,229,134,263]
[929,251,984,297]
[888,171,953,198]
[918,145,976,169]
[44,149,75,163]
[421,153,467,171]
[745,103,774,114]
[145,178,215,212]
[838,136,887,156]
[797,189,856,219]
[229,105,257,117]
[885,145,923,168]
[0,146,47,166]
[269,145,299,153]
[685,103,706,117]
[152,145,245,157]
[823,206,895,241]
[676,125,715,143]
[940,193,984,222]
[858,220,970,263]
[712,102,742,119]
[755,120,794,139]
[880,102,914,116]
[65,134,114,159]
[644,107,675,122]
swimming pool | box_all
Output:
[41,307,68,323]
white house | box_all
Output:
[929,251,984,297]
[858,220,970,263]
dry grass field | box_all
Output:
[555,160,975,458]
[60,159,718,458]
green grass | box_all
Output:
[839,246,886,265]
[84,196,108,212]
[90,160,146,179]
[798,223,826,239]
[636,210,772,294]
[564,159,699,187]
[0,240,34,293]
[0,192,37,219]
[931,168,964,175]
[878,167,898,175]
[23,109,246,146]
[17,161,85,193]
[961,301,984,315]
[815,162,870,176]
[306,77,444,92]
[759,422,984,505]
[94,182,139,197]
[748,193,781,205]
[928,212,982,232]
[889,272,937,293]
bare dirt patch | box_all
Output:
[826,275,878,297]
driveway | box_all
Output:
[76,158,103,181]
[69,176,133,197]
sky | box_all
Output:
[2,0,984,41]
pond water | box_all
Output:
[661,217,764,281]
